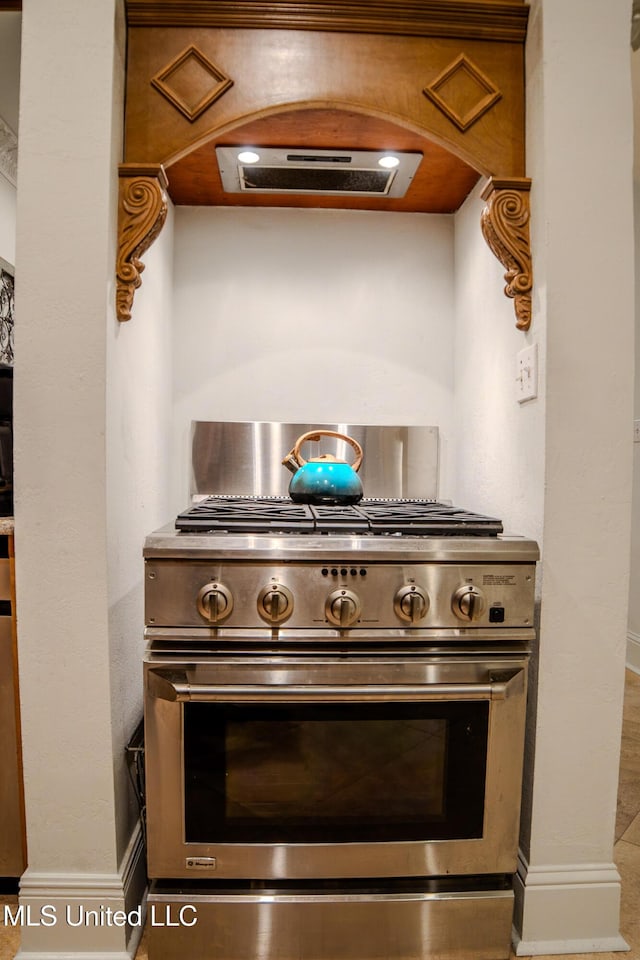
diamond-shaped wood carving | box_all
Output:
[423,54,501,132]
[151,46,233,122]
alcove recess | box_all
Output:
[118,0,532,329]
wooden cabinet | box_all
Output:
[0,532,26,877]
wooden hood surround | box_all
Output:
[118,0,532,329]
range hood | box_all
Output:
[215,147,423,198]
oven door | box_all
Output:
[144,651,528,880]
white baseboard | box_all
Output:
[626,631,640,674]
[514,936,629,957]
[512,852,629,955]
[15,820,147,960]
[15,953,132,959]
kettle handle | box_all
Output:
[289,430,364,472]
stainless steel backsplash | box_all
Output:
[190,421,439,500]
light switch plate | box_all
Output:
[516,343,538,403]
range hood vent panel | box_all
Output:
[241,166,395,195]
[216,147,422,198]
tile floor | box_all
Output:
[2,670,640,960]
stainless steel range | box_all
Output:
[143,423,538,960]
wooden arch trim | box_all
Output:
[125,0,529,43]
[118,0,532,326]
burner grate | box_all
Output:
[310,504,370,534]
[176,496,315,532]
[175,496,503,537]
[358,502,503,536]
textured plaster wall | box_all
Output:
[14,0,123,881]
[516,0,633,949]
[524,0,633,868]
[106,202,175,863]
[452,185,545,542]
[629,182,640,648]
[12,5,171,954]
[627,48,640,652]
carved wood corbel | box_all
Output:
[116,164,169,321]
[480,177,532,331]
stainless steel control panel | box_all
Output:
[145,559,536,632]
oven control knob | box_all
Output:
[452,584,486,622]
[326,589,361,628]
[257,582,294,625]
[197,582,234,624]
[394,584,429,623]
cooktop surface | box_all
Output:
[175,496,503,537]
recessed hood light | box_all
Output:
[216,147,422,198]
[237,150,260,164]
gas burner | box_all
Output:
[175,495,503,537]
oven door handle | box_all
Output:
[146,669,523,703]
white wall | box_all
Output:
[16,0,117,874]
[453,184,545,541]
[628,180,640,669]
[106,201,175,864]
[512,0,634,952]
[13,1,146,956]
[171,206,455,507]
[626,51,640,671]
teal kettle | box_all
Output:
[282,430,364,505]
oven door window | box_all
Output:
[183,701,488,844]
